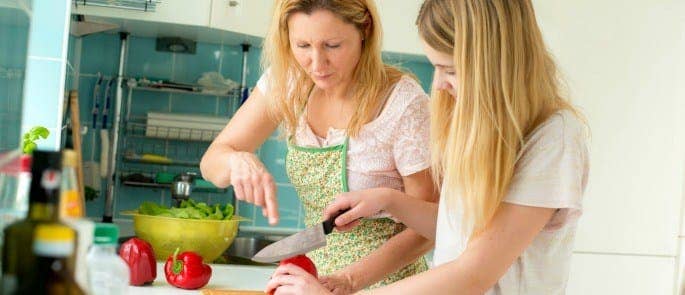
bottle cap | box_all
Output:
[19,155,31,172]
[93,223,119,245]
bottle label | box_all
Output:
[62,190,83,218]
[41,169,61,190]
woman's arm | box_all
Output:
[361,203,556,295]
[326,169,437,293]
[200,88,281,223]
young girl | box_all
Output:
[266,0,589,294]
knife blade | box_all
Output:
[251,209,349,263]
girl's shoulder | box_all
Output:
[528,110,588,144]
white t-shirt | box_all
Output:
[433,110,589,295]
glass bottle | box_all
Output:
[28,223,85,294]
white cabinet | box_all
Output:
[375,0,424,55]
[533,0,685,256]
[567,253,675,295]
[72,0,212,27]
[210,0,275,38]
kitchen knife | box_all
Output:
[251,209,349,263]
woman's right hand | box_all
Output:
[227,151,279,225]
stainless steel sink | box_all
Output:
[227,236,274,258]
[217,236,279,266]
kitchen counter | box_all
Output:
[128,262,275,294]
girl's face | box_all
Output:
[421,40,458,98]
[288,9,363,91]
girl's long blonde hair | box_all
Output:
[263,0,404,137]
[417,0,579,233]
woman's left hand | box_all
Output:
[320,272,356,295]
[266,264,333,295]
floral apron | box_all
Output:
[285,138,427,288]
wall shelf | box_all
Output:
[121,180,227,194]
[129,84,240,98]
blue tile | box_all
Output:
[169,93,219,115]
[219,44,244,84]
[217,96,240,117]
[67,35,77,70]
[237,199,255,225]
[85,190,106,218]
[253,185,301,228]
[402,61,434,93]
[21,58,62,129]
[27,0,68,58]
[127,90,171,117]
[114,186,163,219]
[259,138,289,184]
[246,47,263,87]
[126,37,173,80]
[173,42,222,84]
[207,187,233,206]
[219,45,263,88]
[80,33,121,75]
[0,26,29,69]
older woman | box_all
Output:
[200,0,436,291]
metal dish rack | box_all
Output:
[112,83,240,195]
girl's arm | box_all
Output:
[361,203,555,294]
[326,186,439,240]
[326,170,437,292]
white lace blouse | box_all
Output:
[256,74,431,194]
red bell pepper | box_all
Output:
[164,248,212,290]
[119,237,157,286]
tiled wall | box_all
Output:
[20,0,71,151]
[72,33,433,232]
[0,4,30,151]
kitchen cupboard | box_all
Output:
[73,0,429,55]
[567,253,675,294]
[71,0,212,27]
[209,0,275,38]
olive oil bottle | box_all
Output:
[1,151,78,294]
[27,224,85,294]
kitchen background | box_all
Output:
[0,0,29,152]
[1,0,684,294]
[71,32,433,232]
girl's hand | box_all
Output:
[266,264,332,295]
[226,151,279,224]
[324,188,393,232]
[320,272,356,295]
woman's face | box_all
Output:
[421,40,458,98]
[288,9,363,91]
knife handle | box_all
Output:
[322,208,351,235]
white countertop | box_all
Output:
[128,262,275,294]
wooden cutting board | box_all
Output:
[200,290,265,295]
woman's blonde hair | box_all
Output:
[417,0,580,233]
[263,0,404,137]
